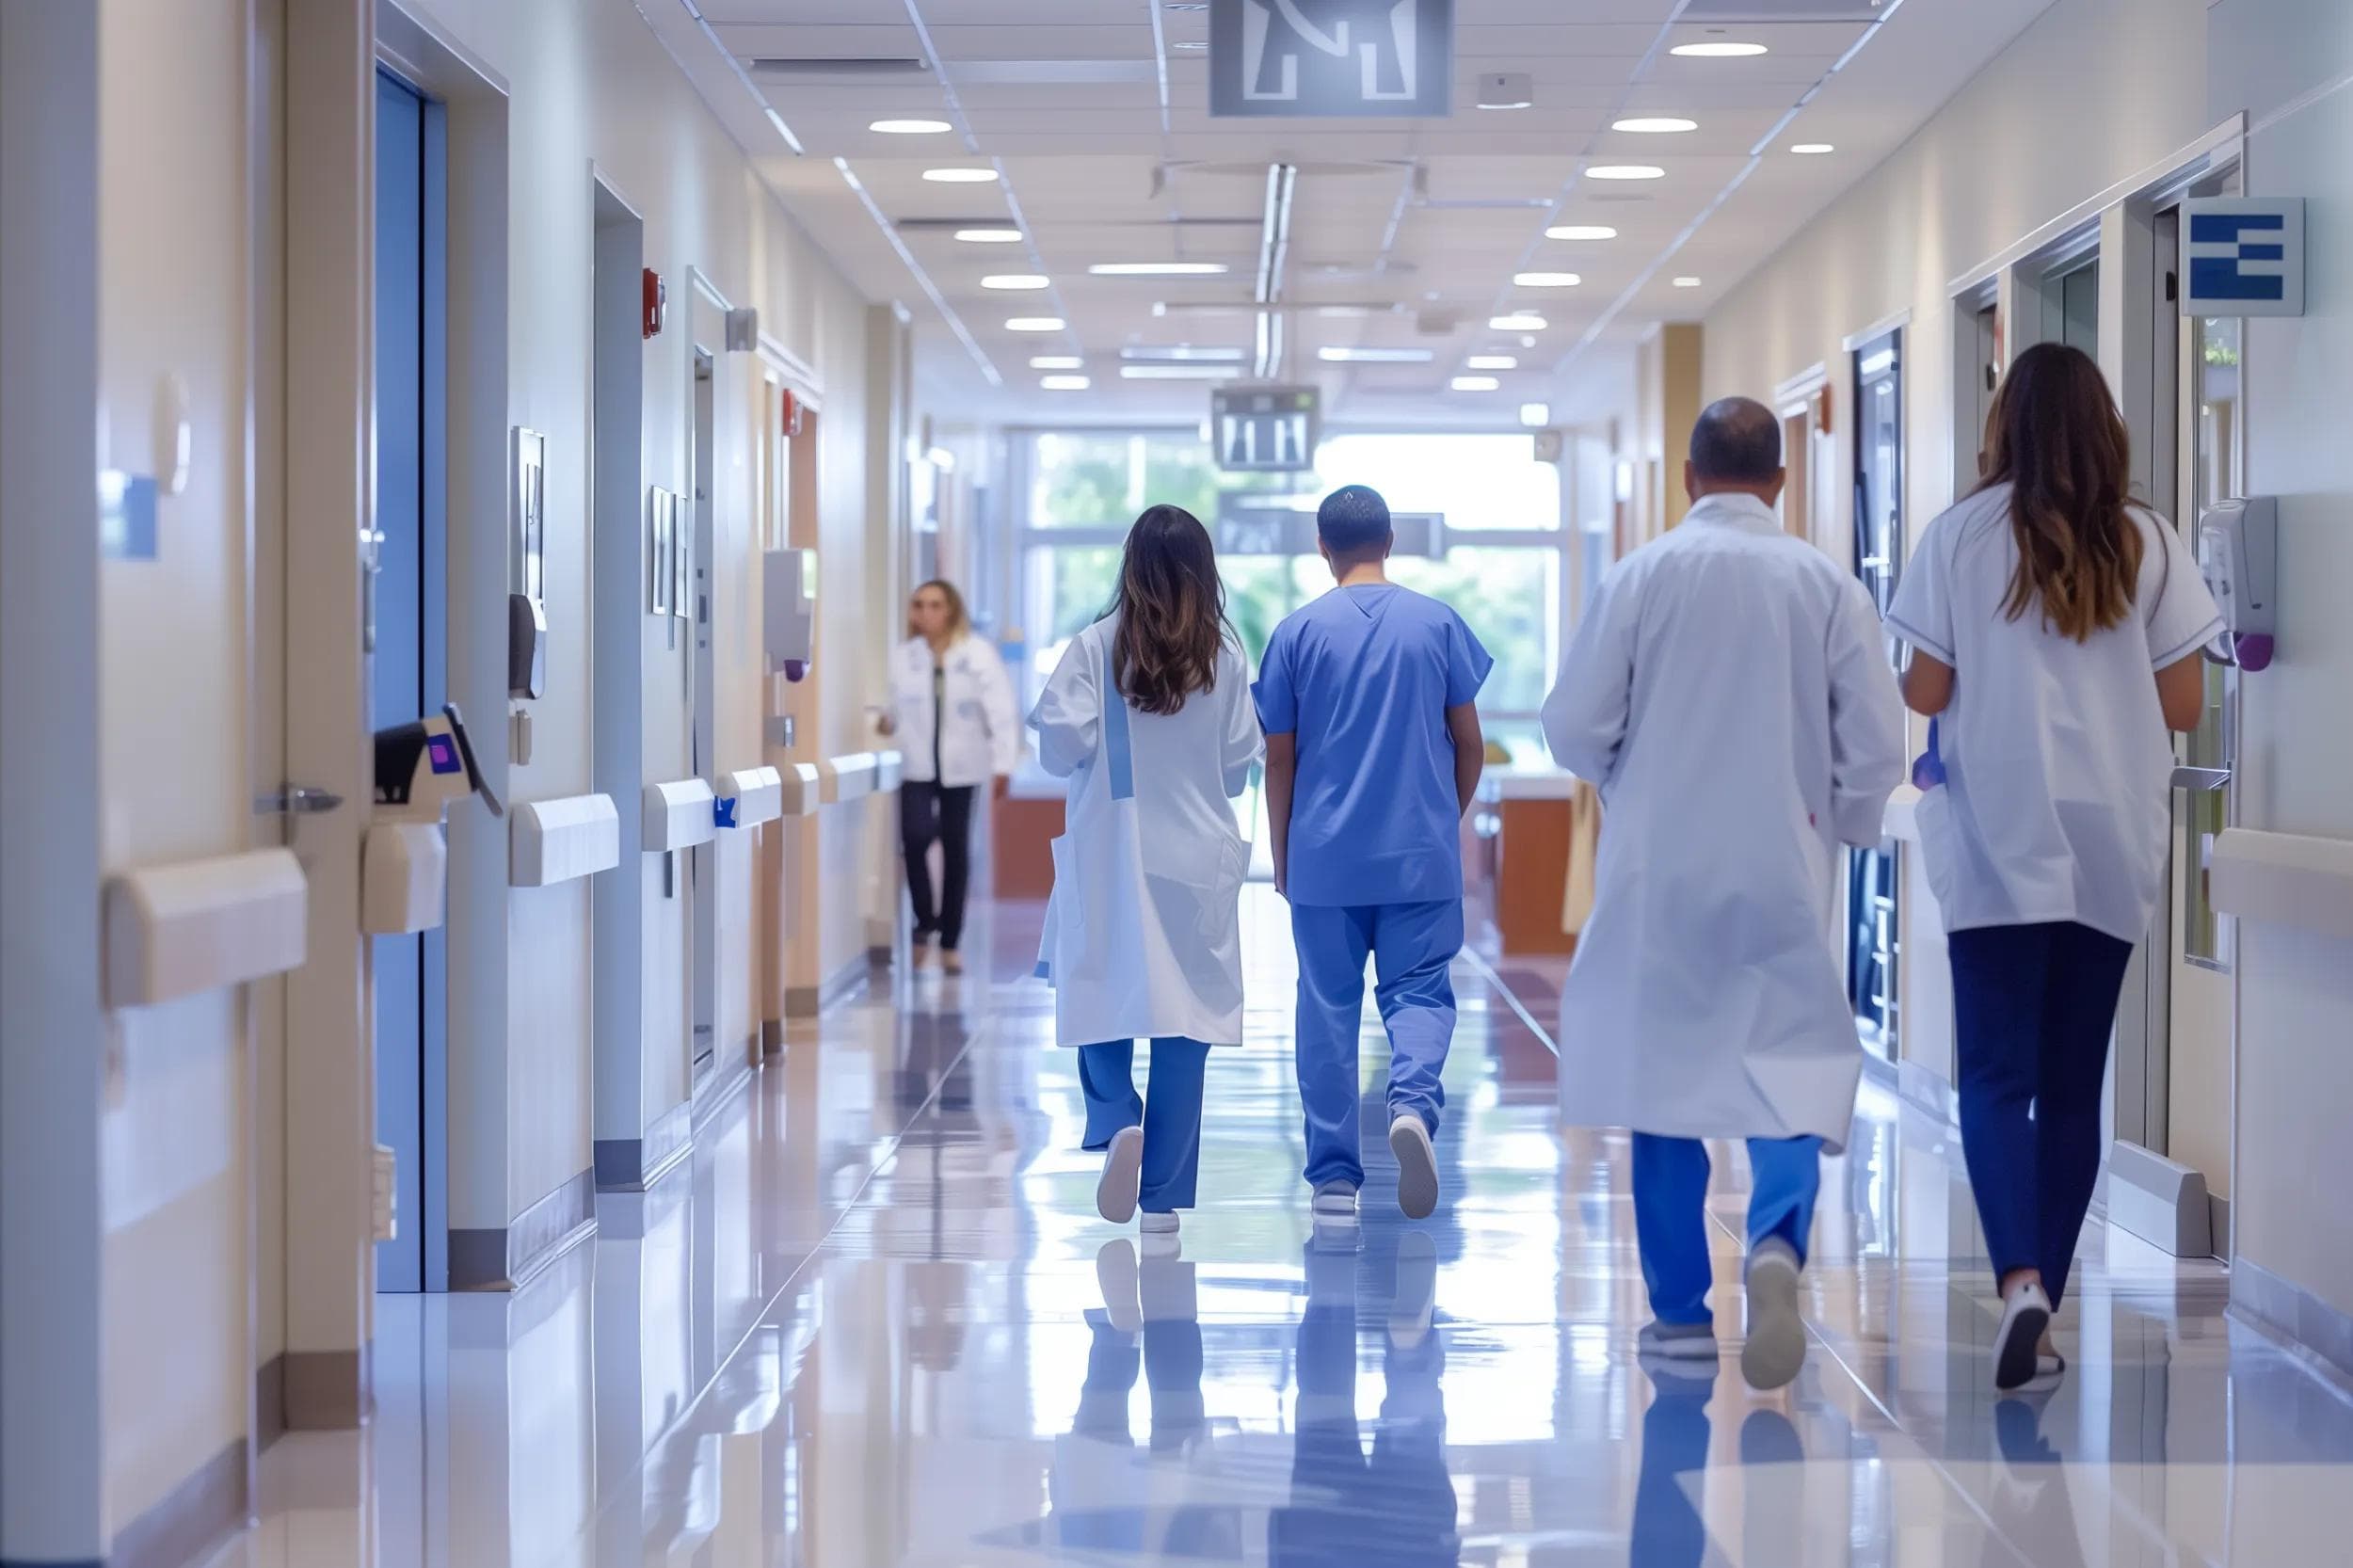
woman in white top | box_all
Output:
[1031,504,1261,1240]
[1886,342,2221,1392]
[881,580,1018,972]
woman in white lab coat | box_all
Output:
[881,580,1017,972]
[1031,505,1261,1238]
[1887,342,2221,1392]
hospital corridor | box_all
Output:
[6,2,2353,1566]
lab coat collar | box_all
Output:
[1683,490,1783,536]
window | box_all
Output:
[1849,330,1905,1064]
[1014,429,1568,727]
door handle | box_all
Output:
[254,784,344,816]
[2169,765,2231,792]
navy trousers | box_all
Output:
[1948,920,2135,1305]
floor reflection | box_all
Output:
[224,888,2353,1568]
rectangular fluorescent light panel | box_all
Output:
[1318,346,1434,363]
[1118,345,1246,361]
[1118,364,1235,380]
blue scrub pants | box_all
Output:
[1949,920,2134,1306]
[1079,1038,1209,1213]
[1631,1133,1823,1325]
[1289,899,1462,1190]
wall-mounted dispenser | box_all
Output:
[2199,495,2277,671]
[763,548,816,681]
[509,427,549,698]
[375,702,503,824]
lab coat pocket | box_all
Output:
[1910,786,1961,920]
[1048,834,1082,932]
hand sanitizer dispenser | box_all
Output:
[763,548,816,681]
[364,704,501,936]
[2198,495,2278,671]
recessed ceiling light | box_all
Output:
[1318,346,1434,363]
[1671,40,1769,58]
[1119,345,1246,361]
[1520,402,1552,428]
[872,119,952,135]
[1587,165,1667,181]
[1089,262,1231,277]
[1466,354,1517,370]
[1790,143,1835,155]
[1005,316,1064,332]
[1317,305,1377,318]
[982,276,1048,292]
[1514,271,1581,288]
[1171,40,1209,50]
[922,167,999,184]
[954,227,1025,244]
[1489,313,1547,331]
[1030,355,1083,370]
[1450,376,1500,392]
[1119,364,1233,380]
[1040,375,1091,391]
[1546,224,1619,241]
[1164,2,1209,9]
[1673,276,1703,289]
[1613,117,1698,134]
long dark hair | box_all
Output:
[1108,504,1230,715]
[1976,341,2143,642]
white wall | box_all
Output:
[1694,0,2211,1089]
[95,0,257,1529]
[387,0,879,1227]
[2208,0,2353,1322]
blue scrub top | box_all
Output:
[1253,583,1493,907]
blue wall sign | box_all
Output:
[1209,0,1452,119]
[2183,197,2305,317]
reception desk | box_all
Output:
[994,764,1064,900]
[1481,762,1588,957]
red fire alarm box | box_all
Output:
[642,268,666,340]
[780,390,804,438]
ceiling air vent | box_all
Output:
[1675,1,1890,18]
[747,57,931,78]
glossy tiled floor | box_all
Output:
[227,887,2353,1567]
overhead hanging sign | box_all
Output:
[1209,0,1453,120]
[2182,197,2305,316]
[1212,384,1320,472]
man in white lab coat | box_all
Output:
[1541,397,1905,1389]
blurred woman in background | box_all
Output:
[884,579,1017,974]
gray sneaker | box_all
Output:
[1741,1238,1807,1391]
[1640,1320,1719,1362]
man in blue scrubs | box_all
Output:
[1255,486,1491,1221]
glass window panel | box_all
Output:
[2181,312,2241,968]
[1313,432,1561,529]
[1387,546,1555,713]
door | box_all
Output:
[689,349,718,1095]
[372,69,448,1292]
[2119,196,2241,1222]
[1849,332,1905,1063]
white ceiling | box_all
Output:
[649,0,2057,427]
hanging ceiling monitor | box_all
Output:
[1212,385,1320,473]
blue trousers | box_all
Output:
[1631,1133,1822,1325]
[1289,900,1462,1190]
[1949,920,2133,1305]
[1079,1037,1209,1213]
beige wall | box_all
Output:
[1661,0,2212,1090]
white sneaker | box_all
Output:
[1389,1114,1439,1220]
[1096,1127,1144,1224]
[1740,1239,1807,1391]
[1140,1210,1180,1237]
[1993,1282,2055,1392]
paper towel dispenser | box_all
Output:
[763,548,815,680]
[375,703,503,824]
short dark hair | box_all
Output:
[1317,484,1392,554]
[1689,396,1783,485]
